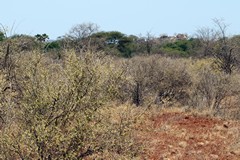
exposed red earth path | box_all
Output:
[137,111,240,160]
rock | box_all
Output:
[179,141,188,148]
[168,145,173,148]
[210,154,219,159]
[197,142,205,146]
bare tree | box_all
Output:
[196,19,237,74]
[67,22,99,40]
[66,22,99,53]
[196,27,219,56]
[145,32,154,54]
[213,18,236,74]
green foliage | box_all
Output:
[35,33,49,42]
[161,39,199,57]
[91,31,136,57]
[117,36,134,57]
[44,41,62,59]
[44,41,61,51]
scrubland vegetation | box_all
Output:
[0,20,240,159]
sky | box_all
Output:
[1,0,240,39]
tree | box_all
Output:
[136,32,155,55]
[35,33,49,42]
[66,23,99,52]
[212,19,237,74]
[105,31,124,44]
[145,32,154,54]
[44,41,60,51]
[117,36,135,58]
[67,22,99,40]
[90,31,136,57]
[196,19,237,74]
[161,38,199,57]
[196,27,219,56]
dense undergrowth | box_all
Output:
[0,35,240,159]
[0,50,140,159]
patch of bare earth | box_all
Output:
[137,111,240,160]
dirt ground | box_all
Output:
[137,110,240,160]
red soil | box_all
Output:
[137,111,240,160]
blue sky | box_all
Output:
[1,0,240,39]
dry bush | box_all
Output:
[0,72,9,127]
[127,55,240,119]
[188,59,240,118]
[0,36,38,56]
[128,55,191,106]
[0,51,139,159]
[87,103,144,159]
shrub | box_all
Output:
[129,55,191,106]
[188,59,240,117]
[0,51,138,159]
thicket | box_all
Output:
[0,49,142,159]
[1,21,240,159]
